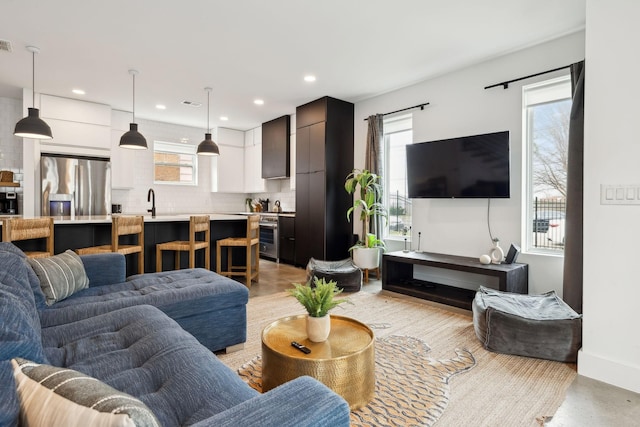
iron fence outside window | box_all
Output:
[532,197,566,250]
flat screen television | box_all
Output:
[406,131,510,199]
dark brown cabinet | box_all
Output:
[278,216,295,265]
[262,115,291,179]
[295,96,354,267]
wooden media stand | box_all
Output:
[382,251,528,310]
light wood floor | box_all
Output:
[238,258,381,297]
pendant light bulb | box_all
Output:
[197,87,220,156]
[14,46,53,140]
[119,69,148,149]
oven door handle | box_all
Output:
[259,223,278,229]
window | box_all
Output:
[523,76,572,253]
[153,141,198,185]
[383,114,412,239]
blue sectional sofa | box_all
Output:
[0,242,350,427]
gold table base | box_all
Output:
[261,314,375,410]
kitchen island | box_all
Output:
[3,214,249,276]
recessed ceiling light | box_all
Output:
[220,116,229,121]
[304,75,316,82]
[72,89,85,95]
[180,138,189,143]
[155,104,166,110]
[254,99,264,106]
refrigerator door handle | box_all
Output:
[75,164,81,216]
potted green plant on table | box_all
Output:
[288,277,350,342]
[344,169,388,270]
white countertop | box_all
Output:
[3,213,247,225]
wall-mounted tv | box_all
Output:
[406,131,510,199]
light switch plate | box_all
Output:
[601,184,640,205]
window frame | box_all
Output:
[522,75,572,255]
[153,140,198,186]
[382,114,413,241]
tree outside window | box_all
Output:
[524,77,571,252]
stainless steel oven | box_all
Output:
[259,214,278,260]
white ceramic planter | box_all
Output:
[352,247,380,270]
[306,314,331,342]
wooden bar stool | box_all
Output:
[216,215,259,287]
[156,215,210,272]
[2,217,54,258]
[76,215,144,274]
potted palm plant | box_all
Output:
[344,169,388,270]
[288,277,350,342]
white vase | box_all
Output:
[352,247,380,269]
[306,314,331,342]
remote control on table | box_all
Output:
[291,341,311,354]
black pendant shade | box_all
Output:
[119,123,148,149]
[197,133,220,155]
[14,46,53,140]
[14,107,53,139]
[197,87,220,156]
[119,69,147,149]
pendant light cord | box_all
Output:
[207,89,211,133]
[132,72,136,123]
[31,50,36,107]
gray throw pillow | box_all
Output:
[27,250,89,305]
[12,358,160,427]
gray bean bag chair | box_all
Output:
[306,257,362,292]
[472,286,582,362]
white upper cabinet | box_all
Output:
[110,111,135,189]
[39,94,111,150]
[212,128,245,193]
[244,127,266,193]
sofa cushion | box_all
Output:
[41,305,258,427]
[28,250,89,305]
[39,268,248,328]
[12,357,160,427]
[0,242,47,309]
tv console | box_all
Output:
[382,251,528,310]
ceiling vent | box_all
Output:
[181,100,202,107]
[0,39,13,52]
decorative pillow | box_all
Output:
[11,358,160,427]
[27,250,89,305]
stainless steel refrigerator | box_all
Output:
[41,154,111,216]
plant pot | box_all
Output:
[352,247,380,270]
[306,314,331,342]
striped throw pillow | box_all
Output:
[27,250,89,305]
[11,358,160,427]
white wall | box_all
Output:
[578,0,640,393]
[354,31,584,296]
[110,111,247,215]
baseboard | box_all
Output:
[578,348,640,394]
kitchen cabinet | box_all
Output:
[110,129,135,189]
[40,94,111,150]
[244,127,266,193]
[289,132,296,190]
[278,215,296,265]
[213,128,244,193]
[295,96,354,266]
[262,115,290,179]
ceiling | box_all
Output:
[0,0,585,132]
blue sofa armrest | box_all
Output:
[80,253,126,287]
[190,376,350,427]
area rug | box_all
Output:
[238,334,476,426]
[217,290,577,426]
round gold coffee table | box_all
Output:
[261,314,375,410]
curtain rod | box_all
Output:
[484,64,571,90]
[364,102,429,121]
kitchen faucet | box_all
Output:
[147,188,156,218]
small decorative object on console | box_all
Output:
[489,239,505,264]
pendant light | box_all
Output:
[197,87,220,156]
[14,46,53,140]
[119,69,147,149]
